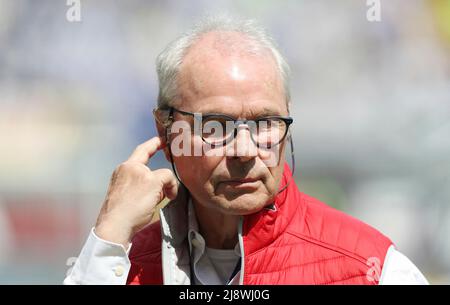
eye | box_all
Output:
[257,118,284,131]
[201,116,234,144]
[253,118,288,147]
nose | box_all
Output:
[226,126,258,161]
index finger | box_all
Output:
[127,136,166,164]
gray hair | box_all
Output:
[156,14,291,112]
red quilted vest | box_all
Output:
[127,163,392,285]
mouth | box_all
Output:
[220,178,261,190]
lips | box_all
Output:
[220,178,261,189]
[227,178,258,183]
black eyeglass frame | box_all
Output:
[158,107,293,149]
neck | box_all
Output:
[192,198,239,250]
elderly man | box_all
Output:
[65,16,428,285]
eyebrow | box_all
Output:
[198,107,282,118]
[252,107,282,117]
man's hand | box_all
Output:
[94,136,178,248]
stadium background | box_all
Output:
[0,0,449,284]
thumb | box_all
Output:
[153,168,179,200]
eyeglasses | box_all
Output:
[153,107,293,148]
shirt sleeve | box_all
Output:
[63,228,132,285]
[379,245,429,285]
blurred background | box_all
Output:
[0,0,449,284]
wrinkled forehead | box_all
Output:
[176,31,286,117]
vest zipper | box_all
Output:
[238,216,245,285]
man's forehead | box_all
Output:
[179,31,281,86]
[175,31,286,116]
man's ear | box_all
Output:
[155,120,172,162]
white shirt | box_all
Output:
[64,201,429,285]
[205,247,240,284]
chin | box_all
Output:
[212,192,272,216]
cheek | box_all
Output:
[259,149,280,169]
[268,155,286,190]
[174,151,224,192]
